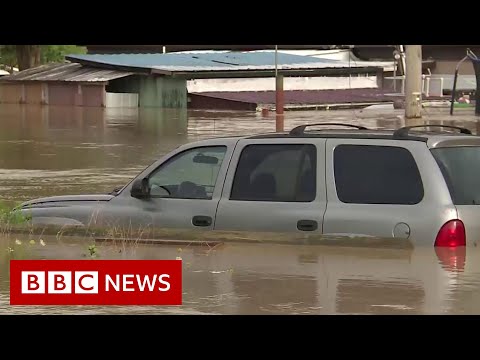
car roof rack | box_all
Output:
[392,124,472,139]
[289,123,369,136]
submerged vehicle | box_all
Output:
[18,123,479,248]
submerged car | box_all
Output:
[18,123,480,247]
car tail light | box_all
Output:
[435,220,466,247]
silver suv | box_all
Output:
[19,123,479,248]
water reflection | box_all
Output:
[231,272,318,314]
[1,237,480,314]
[335,279,425,314]
[435,247,466,273]
[0,105,190,204]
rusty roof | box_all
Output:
[0,62,134,83]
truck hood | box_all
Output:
[19,194,115,209]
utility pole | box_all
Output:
[275,45,284,132]
[405,45,423,119]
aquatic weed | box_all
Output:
[87,244,99,258]
[0,201,33,237]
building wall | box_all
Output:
[105,93,138,108]
[48,84,79,106]
[107,75,187,108]
[0,84,23,103]
[432,60,476,75]
[143,77,186,108]
[82,85,106,107]
[187,76,378,93]
[0,82,106,107]
[25,83,44,104]
[106,76,140,94]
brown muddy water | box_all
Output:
[0,235,478,315]
[1,104,480,315]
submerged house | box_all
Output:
[2,46,468,110]
[0,51,383,109]
[0,63,133,107]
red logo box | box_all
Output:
[10,260,182,306]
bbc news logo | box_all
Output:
[10,260,182,305]
[20,272,171,294]
[22,271,99,294]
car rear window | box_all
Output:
[334,145,424,205]
[431,146,480,205]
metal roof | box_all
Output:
[0,63,133,83]
[65,51,381,78]
[83,45,345,54]
[151,62,368,72]
[68,51,340,67]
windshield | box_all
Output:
[431,146,480,205]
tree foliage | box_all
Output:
[16,45,41,71]
[40,45,87,63]
[0,45,87,72]
[0,45,17,72]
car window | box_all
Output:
[230,144,316,202]
[148,146,227,199]
[431,146,480,205]
[333,145,424,205]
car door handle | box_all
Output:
[297,220,318,232]
[192,215,212,227]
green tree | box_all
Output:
[40,45,87,63]
[0,45,87,72]
[16,45,41,71]
[0,45,18,72]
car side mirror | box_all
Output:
[130,178,150,199]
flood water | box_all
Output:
[1,235,478,315]
[1,103,480,315]
[2,104,479,205]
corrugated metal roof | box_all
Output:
[0,63,133,83]
[68,52,336,68]
[66,51,379,74]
